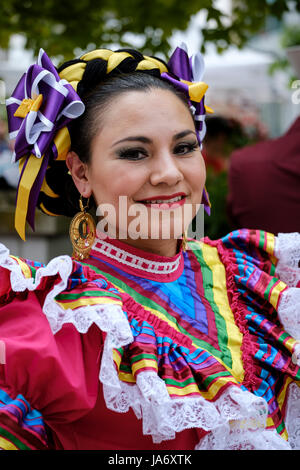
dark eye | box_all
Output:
[174,141,199,155]
[116,147,148,161]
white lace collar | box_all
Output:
[88,235,184,281]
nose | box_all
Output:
[149,151,184,187]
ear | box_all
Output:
[66,151,92,198]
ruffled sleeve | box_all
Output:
[273,232,300,341]
[273,232,300,451]
[0,242,132,450]
[203,229,300,449]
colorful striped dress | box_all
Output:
[0,229,299,450]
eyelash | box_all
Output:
[116,141,199,161]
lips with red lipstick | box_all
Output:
[136,192,187,209]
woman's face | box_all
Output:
[79,88,206,250]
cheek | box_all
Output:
[90,163,147,205]
[185,158,206,196]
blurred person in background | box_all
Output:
[227,49,300,234]
[227,115,300,234]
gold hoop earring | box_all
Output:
[69,195,96,260]
[182,230,188,252]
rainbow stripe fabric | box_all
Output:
[1,228,299,448]
[0,388,48,450]
[78,229,299,440]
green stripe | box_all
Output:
[275,420,285,435]
[131,353,157,363]
[188,240,232,369]
[56,290,121,302]
[0,426,31,450]
[269,263,276,276]
[264,277,279,301]
[202,370,232,389]
[164,376,196,388]
[278,331,290,344]
[82,261,228,364]
[259,230,266,250]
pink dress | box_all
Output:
[0,229,299,450]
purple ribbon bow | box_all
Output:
[161,43,211,215]
[6,49,85,233]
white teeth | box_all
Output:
[142,195,184,204]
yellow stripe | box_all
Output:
[15,154,44,241]
[58,62,86,83]
[68,80,78,92]
[205,105,214,114]
[274,376,293,439]
[40,178,59,198]
[39,202,59,217]
[143,56,168,74]
[269,280,287,311]
[131,359,158,376]
[0,436,18,450]
[53,127,71,161]
[136,59,160,72]
[189,82,209,103]
[283,336,297,355]
[264,232,276,257]
[10,255,33,279]
[105,275,242,381]
[18,155,26,175]
[200,242,244,382]
[113,350,136,383]
[107,52,133,73]
[200,375,238,400]
[266,416,275,429]
[56,297,122,310]
[113,349,122,369]
[119,371,136,383]
[195,374,238,400]
[166,383,200,396]
[80,49,114,62]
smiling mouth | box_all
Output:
[136,194,187,208]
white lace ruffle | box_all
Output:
[195,425,290,450]
[285,382,300,450]
[275,232,300,288]
[274,233,300,348]
[0,242,292,449]
[277,288,300,346]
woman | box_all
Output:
[0,45,299,450]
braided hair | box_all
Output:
[37,48,194,218]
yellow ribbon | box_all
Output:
[15,126,72,239]
[181,80,208,103]
[15,154,44,241]
[14,94,43,118]
[136,57,168,74]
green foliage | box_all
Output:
[0,0,298,61]
[281,24,300,48]
[268,23,300,85]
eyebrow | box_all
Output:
[112,130,197,147]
